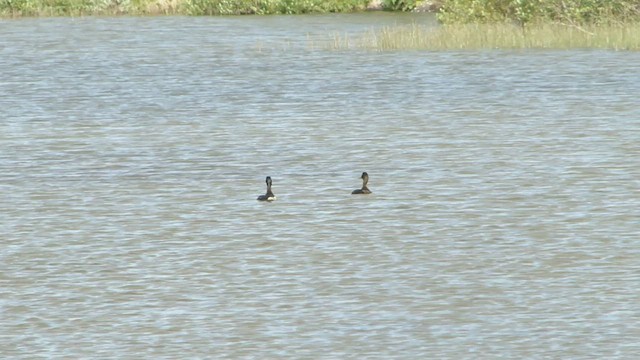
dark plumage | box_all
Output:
[351,172,372,194]
[257,176,276,201]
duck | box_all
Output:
[257,176,276,201]
[351,172,372,194]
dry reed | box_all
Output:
[330,22,640,51]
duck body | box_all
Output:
[257,176,276,201]
[352,172,372,195]
[351,188,371,195]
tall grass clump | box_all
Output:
[332,22,640,50]
[326,0,640,51]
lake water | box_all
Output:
[1,13,639,359]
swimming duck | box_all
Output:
[351,172,372,194]
[257,176,276,201]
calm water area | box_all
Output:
[1,13,639,358]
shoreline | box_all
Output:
[0,0,443,18]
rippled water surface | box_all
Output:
[1,14,640,358]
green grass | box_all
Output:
[330,22,640,50]
[0,0,370,17]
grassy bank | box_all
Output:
[328,22,640,50]
[0,0,374,17]
[437,0,640,25]
[4,0,639,51]
[0,0,441,17]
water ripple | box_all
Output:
[1,14,640,359]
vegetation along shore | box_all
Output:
[0,0,439,17]
[3,0,639,50]
[361,1,640,50]
[3,0,636,21]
